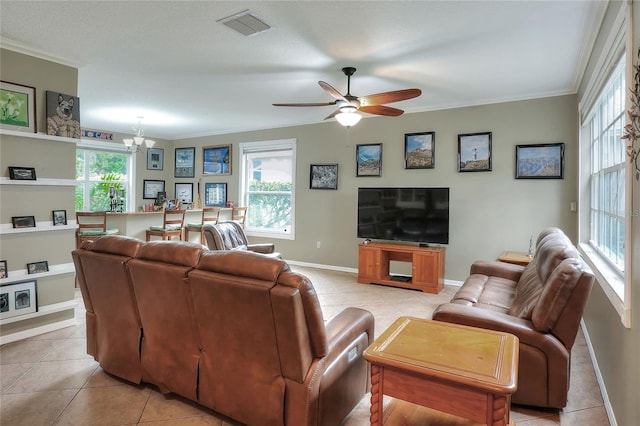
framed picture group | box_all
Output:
[0,280,37,319]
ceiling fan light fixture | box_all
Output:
[336,111,361,127]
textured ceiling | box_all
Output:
[0,1,603,140]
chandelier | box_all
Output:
[123,117,156,152]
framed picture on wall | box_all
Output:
[515,143,565,179]
[458,132,492,172]
[356,144,382,177]
[0,280,38,319]
[175,147,195,178]
[203,145,231,175]
[147,147,164,170]
[204,182,227,207]
[0,81,37,133]
[143,179,165,199]
[310,164,338,189]
[175,182,193,204]
[45,91,81,138]
[0,260,7,279]
[404,132,435,169]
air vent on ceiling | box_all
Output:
[218,10,271,36]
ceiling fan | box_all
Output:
[273,67,422,126]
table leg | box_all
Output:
[488,394,510,426]
[370,364,382,426]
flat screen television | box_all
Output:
[357,187,449,244]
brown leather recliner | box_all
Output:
[432,227,594,408]
[71,235,143,383]
[72,235,374,426]
[203,221,281,258]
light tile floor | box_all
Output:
[0,266,610,425]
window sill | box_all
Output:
[246,229,294,241]
[578,243,630,328]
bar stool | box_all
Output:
[232,206,247,228]
[75,211,120,248]
[146,209,186,241]
[184,207,221,244]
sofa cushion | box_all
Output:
[450,274,516,313]
[509,260,543,319]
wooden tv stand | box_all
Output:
[357,242,445,294]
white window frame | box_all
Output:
[577,5,631,327]
[238,138,296,240]
[76,139,137,212]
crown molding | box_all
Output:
[0,36,83,68]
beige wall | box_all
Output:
[0,48,78,335]
[176,94,578,281]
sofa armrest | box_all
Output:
[470,260,526,282]
[325,307,375,361]
[432,303,566,353]
[247,243,276,254]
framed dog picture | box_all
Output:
[46,91,81,139]
[0,81,37,133]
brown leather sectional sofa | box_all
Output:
[72,235,374,426]
[432,227,594,408]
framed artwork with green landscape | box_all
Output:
[0,81,36,133]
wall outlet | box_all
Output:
[316,241,321,249]
[570,201,577,212]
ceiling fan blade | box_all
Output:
[359,89,422,106]
[359,105,404,116]
[318,81,348,102]
[273,102,336,107]
[324,110,340,120]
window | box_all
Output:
[76,142,134,212]
[239,139,295,239]
[588,57,626,271]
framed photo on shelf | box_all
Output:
[147,147,164,170]
[356,144,382,177]
[175,182,194,204]
[458,132,492,172]
[52,210,67,226]
[310,164,338,189]
[0,260,7,279]
[175,147,196,178]
[203,145,231,175]
[515,143,565,179]
[12,216,36,229]
[27,261,49,275]
[204,182,227,207]
[404,132,435,169]
[0,81,37,133]
[143,179,165,199]
[0,280,37,319]
[8,166,36,180]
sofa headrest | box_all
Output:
[136,240,204,267]
[196,250,289,282]
[535,231,579,284]
[535,227,564,246]
[84,234,141,257]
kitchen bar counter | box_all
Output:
[106,208,232,242]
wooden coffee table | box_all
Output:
[364,317,519,426]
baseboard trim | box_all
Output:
[580,319,617,426]
[0,318,79,345]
